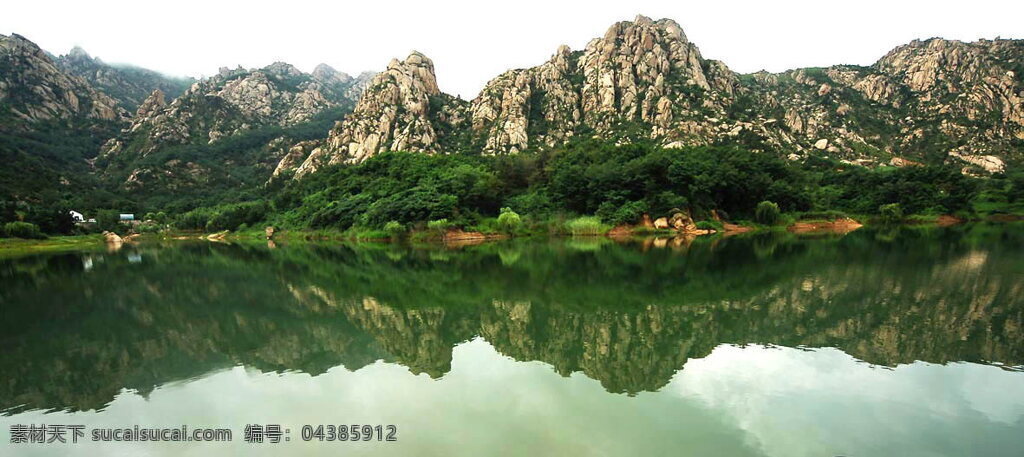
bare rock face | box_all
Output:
[269,138,322,180]
[470,45,582,153]
[467,15,740,154]
[134,89,166,119]
[579,16,734,131]
[0,33,126,127]
[876,38,1024,127]
[295,52,469,176]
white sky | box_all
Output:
[3,0,1022,98]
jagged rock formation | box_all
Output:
[95,61,376,191]
[470,45,583,153]
[744,37,1023,171]
[55,46,193,111]
[268,138,321,180]
[0,33,126,127]
[294,52,468,176]
[312,64,376,102]
[100,62,360,159]
[292,15,1023,176]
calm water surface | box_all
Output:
[1,225,1023,456]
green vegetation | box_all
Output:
[427,219,453,233]
[3,221,45,239]
[565,216,610,236]
[384,221,405,237]
[0,233,104,258]
[878,203,905,224]
[6,137,1022,240]
[154,141,1024,236]
[496,207,522,234]
[754,201,782,225]
[173,201,268,232]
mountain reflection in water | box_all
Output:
[1,224,1021,416]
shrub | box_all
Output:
[496,207,522,233]
[565,216,609,235]
[596,200,647,225]
[878,203,904,223]
[174,208,216,230]
[695,220,723,231]
[754,201,781,225]
[383,221,405,236]
[427,219,452,232]
[136,222,163,234]
[205,202,268,232]
[3,221,46,239]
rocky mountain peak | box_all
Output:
[133,89,165,118]
[312,63,353,86]
[66,45,92,61]
[292,51,463,176]
[99,60,371,163]
[262,61,303,78]
[51,43,192,111]
[579,14,722,128]
[0,33,124,125]
[387,51,441,96]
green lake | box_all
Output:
[1,225,1023,456]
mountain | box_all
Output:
[290,16,1023,178]
[54,46,193,111]
[0,33,126,128]
[95,61,375,204]
[0,33,128,203]
[2,17,1022,216]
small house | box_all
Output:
[69,210,84,223]
[119,214,135,222]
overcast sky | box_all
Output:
[4,0,1022,98]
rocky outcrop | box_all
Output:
[0,34,126,127]
[578,16,737,134]
[294,52,469,176]
[268,138,322,180]
[743,38,1023,166]
[292,16,1022,178]
[468,16,741,154]
[470,45,582,153]
[100,61,370,158]
[54,46,192,111]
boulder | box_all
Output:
[653,217,670,229]
[265,226,276,239]
[668,211,697,232]
[641,213,654,228]
[102,231,122,244]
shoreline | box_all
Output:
[3,216,1020,256]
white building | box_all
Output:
[69,210,84,223]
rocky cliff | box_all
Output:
[289,16,1023,177]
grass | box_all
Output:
[564,216,611,236]
[0,234,105,258]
